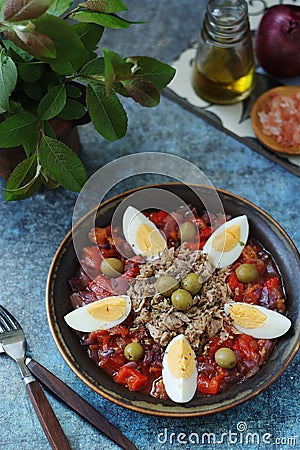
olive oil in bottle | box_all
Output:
[192,0,255,105]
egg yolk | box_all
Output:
[167,338,195,378]
[88,297,126,322]
[212,224,241,252]
[136,223,166,256]
[228,303,267,329]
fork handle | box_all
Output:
[26,381,72,450]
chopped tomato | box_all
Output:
[93,227,108,246]
[88,274,114,299]
[242,284,262,305]
[227,271,244,301]
[149,210,169,227]
[114,365,147,391]
[109,325,130,338]
[122,266,140,278]
[264,277,280,290]
[198,226,213,240]
[149,366,162,378]
[99,350,127,375]
[193,217,206,228]
[233,334,259,361]
[100,248,118,258]
[169,230,178,241]
[227,271,239,290]
[207,336,234,358]
[81,246,102,271]
[197,374,220,395]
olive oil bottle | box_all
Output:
[192,0,255,105]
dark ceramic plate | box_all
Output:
[46,184,300,417]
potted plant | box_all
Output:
[0,0,175,201]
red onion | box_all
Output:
[255,5,300,78]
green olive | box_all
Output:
[124,342,144,361]
[235,263,259,284]
[156,275,179,296]
[171,289,193,311]
[181,272,202,295]
[178,221,197,242]
[100,257,124,278]
[214,347,237,369]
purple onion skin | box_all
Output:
[255,5,300,78]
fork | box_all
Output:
[0,305,72,450]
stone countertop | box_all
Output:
[0,1,299,449]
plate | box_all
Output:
[251,86,300,155]
[46,183,300,417]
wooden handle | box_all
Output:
[26,381,72,450]
[27,359,138,450]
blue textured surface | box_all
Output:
[0,1,299,449]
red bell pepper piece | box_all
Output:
[114,365,147,391]
[149,210,169,227]
[264,277,279,290]
[197,374,220,395]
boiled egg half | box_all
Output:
[122,206,167,258]
[224,302,291,339]
[202,215,249,268]
[64,295,131,332]
[162,334,197,403]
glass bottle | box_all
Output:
[192,0,255,105]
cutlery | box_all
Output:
[0,305,71,450]
[0,306,138,450]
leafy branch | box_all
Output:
[0,0,175,201]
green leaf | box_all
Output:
[103,48,131,94]
[122,78,160,107]
[2,39,33,62]
[0,111,38,147]
[43,120,56,138]
[58,99,87,120]
[78,0,127,13]
[4,0,54,21]
[4,154,41,201]
[0,51,18,112]
[23,80,43,100]
[34,14,90,75]
[39,135,87,192]
[47,0,73,16]
[73,22,104,51]
[14,28,57,59]
[66,84,82,99]
[79,56,104,76]
[126,56,176,91]
[86,81,127,141]
[22,121,39,155]
[71,10,142,29]
[40,168,60,188]
[0,0,5,20]
[18,61,45,81]
[37,85,67,120]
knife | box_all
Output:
[25,358,138,450]
[0,343,137,450]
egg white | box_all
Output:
[202,215,249,268]
[64,295,131,332]
[224,302,291,339]
[162,334,198,403]
[122,206,166,258]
